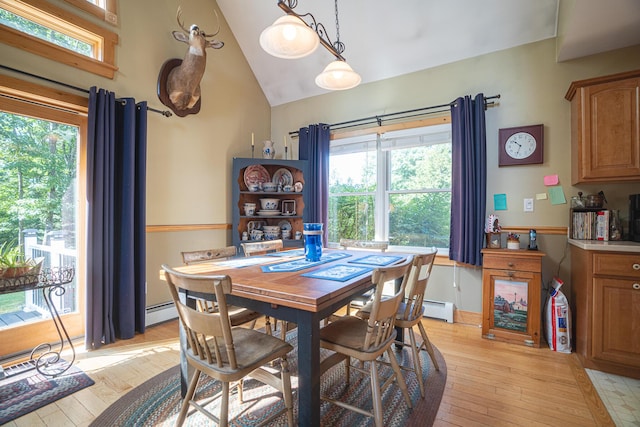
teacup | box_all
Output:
[283,185,294,192]
[244,203,256,216]
[282,229,291,240]
[250,230,263,240]
[247,183,260,192]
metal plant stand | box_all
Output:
[0,266,76,378]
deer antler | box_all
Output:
[201,9,221,38]
[176,6,189,33]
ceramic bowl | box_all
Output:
[263,225,280,240]
[260,198,279,211]
[283,185,294,192]
[262,182,278,192]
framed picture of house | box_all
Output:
[480,249,544,348]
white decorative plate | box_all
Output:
[294,181,303,192]
[278,220,292,231]
[244,165,270,188]
[257,210,281,216]
[272,168,293,187]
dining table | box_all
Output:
[167,247,411,427]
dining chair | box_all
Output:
[180,246,263,330]
[338,238,390,316]
[239,239,290,339]
[318,256,414,427]
[162,265,294,427]
[240,239,284,256]
[356,249,440,398]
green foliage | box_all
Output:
[0,111,78,247]
[0,240,27,268]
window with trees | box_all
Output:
[0,74,86,356]
[328,121,452,250]
[0,0,118,78]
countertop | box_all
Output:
[568,239,640,253]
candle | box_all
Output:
[251,132,254,147]
[284,135,287,148]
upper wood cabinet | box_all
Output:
[565,69,640,184]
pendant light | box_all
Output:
[261,0,361,91]
[259,14,319,59]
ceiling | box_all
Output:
[216,0,640,107]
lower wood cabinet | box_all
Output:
[570,245,640,378]
[481,249,545,347]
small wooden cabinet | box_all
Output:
[570,244,640,379]
[565,69,640,184]
[232,158,311,251]
[481,249,545,347]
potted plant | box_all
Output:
[506,233,521,250]
[0,241,41,279]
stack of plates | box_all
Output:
[257,209,280,216]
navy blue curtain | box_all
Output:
[449,94,486,266]
[86,87,147,350]
[298,124,330,244]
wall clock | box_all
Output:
[498,124,544,166]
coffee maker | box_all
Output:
[630,194,640,242]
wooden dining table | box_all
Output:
[168,248,411,427]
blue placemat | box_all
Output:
[348,254,403,266]
[260,252,351,273]
[266,248,305,257]
[301,264,373,282]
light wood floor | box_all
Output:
[3,317,614,427]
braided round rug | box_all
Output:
[90,330,446,426]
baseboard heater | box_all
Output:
[423,300,454,323]
[145,301,178,326]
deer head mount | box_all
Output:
[157,7,224,117]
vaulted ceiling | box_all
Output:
[216,0,640,107]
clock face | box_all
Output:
[505,132,537,159]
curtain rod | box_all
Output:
[0,64,172,117]
[289,94,500,137]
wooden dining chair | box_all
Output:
[240,239,290,339]
[356,248,440,398]
[180,246,263,330]
[162,265,294,427]
[338,238,390,316]
[318,256,414,427]
[240,239,284,256]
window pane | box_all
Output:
[389,143,451,191]
[389,192,451,248]
[328,195,376,243]
[0,9,94,57]
[329,150,377,191]
[0,111,79,324]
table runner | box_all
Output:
[260,252,351,273]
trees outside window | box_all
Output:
[328,122,452,250]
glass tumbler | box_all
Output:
[303,223,323,262]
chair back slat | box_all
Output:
[339,239,389,252]
[363,256,413,349]
[163,265,238,369]
[181,246,237,265]
[402,249,437,321]
[241,239,284,256]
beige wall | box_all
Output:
[0,0,271,307]
[271,39,640,313]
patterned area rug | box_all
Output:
[0,362,95,424]
[91,329,446,426]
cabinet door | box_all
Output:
[482,268,542,347]
[579,78,640,181]
[592,277,640,368]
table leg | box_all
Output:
[296,311,321,427]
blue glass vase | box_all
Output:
[303,223,323,262]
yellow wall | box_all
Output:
[0,0,271,306]
[271,39,640,312]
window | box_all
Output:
[0,74,87,356]
[63,0,118,25]
[328,121,452,250]
[0,0,118,78]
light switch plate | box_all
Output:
[524,198,534,212]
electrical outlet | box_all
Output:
[524,198,534,212]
